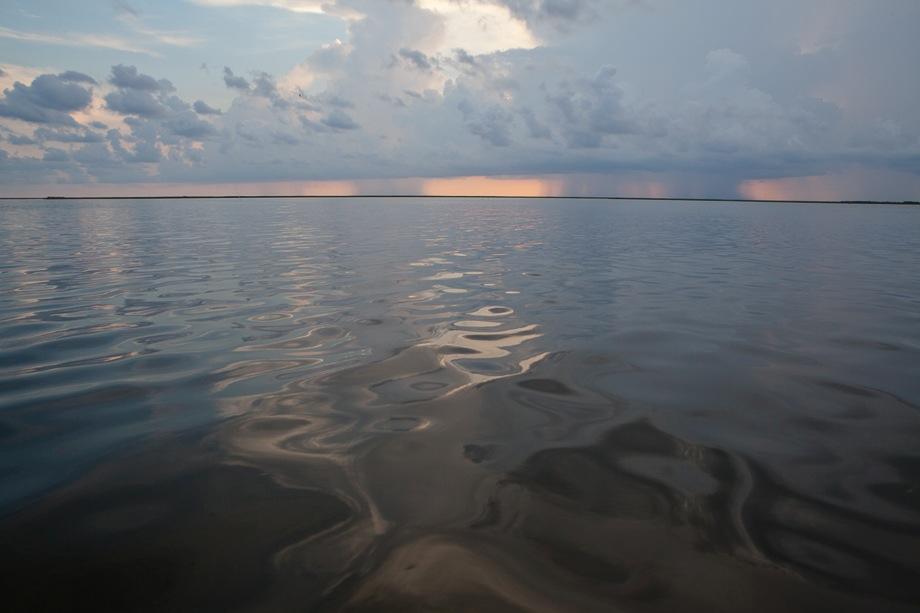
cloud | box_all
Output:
[519,107,550,139]
[58,71,98,85]
[8,134,36,145]
[117,21,204,48]
[398,48,433,71]
[488,0,607,35]
[193,100,222,115]
[251,72,290,108]
[498,0,598,21]
[35,127,105,143]
[458,99,514,146]
[191,0,327,13]
[0,72,95,125]
[164,111,217,138]
[454,48,477,67]
[321,109,359,130]
[0,25,159,57]
[223,67,250,91]
[1,1,919,200]
[105,88,168,117]
[547,65,633,148]
[112,0,140,18]
[104,65,180,118]
[42,148,70,162]
[109,64,174,92]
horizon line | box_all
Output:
[1,194,919,205]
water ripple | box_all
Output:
[1,198,919,611]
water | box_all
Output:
[0,197,919,612]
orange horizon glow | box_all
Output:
[739,176,842,202]
[419,176,564,197]
[4,171,917,201]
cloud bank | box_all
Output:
[1,0,918,199]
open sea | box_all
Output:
[1,197,919,612]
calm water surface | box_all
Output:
[1,197,919,612]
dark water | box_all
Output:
[1,197,919,612]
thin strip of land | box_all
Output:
[0,195,918,205]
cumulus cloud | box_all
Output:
[398,48,433,71]
[0,63,218,186]
[487,0,614,36]
[223,67,250,91]
[104,65,187,120]
[164,111,217,138]
[42,148,70,162]
[193,100,222,115]
[9,134,36,145]
[110,64,174,92]
[1,0,919,199]
[548,65,633,148]
[35,127,105,143]
[105,88,168,117]
[321,109,359,130]
[57,71,98,85]
[458,99,514,146]
[0,72,95,125]
[497,0,598,22]
[454,49,477,67]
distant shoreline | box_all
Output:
[0,195,918,205]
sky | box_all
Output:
[1,0,919,200]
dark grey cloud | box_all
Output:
[42,148,70,162]
[323,94,353,109]
[35,127,105,143]
[73,142,118,165]
[110,64,173,93]
[2,1,919,200]
[105,88,167,117]
[454,49,478,67]
[0,73,95,125]
[193,100,222,115]
[8,134,36,145]
[497,0,599,24]
[272,130,300,145]
[459,100,515,147]
[111,0,139,18]
[223,67,250,91]
[164,111,216,138]
[398,48,432,71]
[116,118,165,162]
[548,66,632,147]
[58,71,98,85]
[321,109,359,130]
[235,121,262,143]
[251,72,289,108]
[105,66,183,119]
[519,107,551,139]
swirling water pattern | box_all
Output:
[0,197,919,612]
